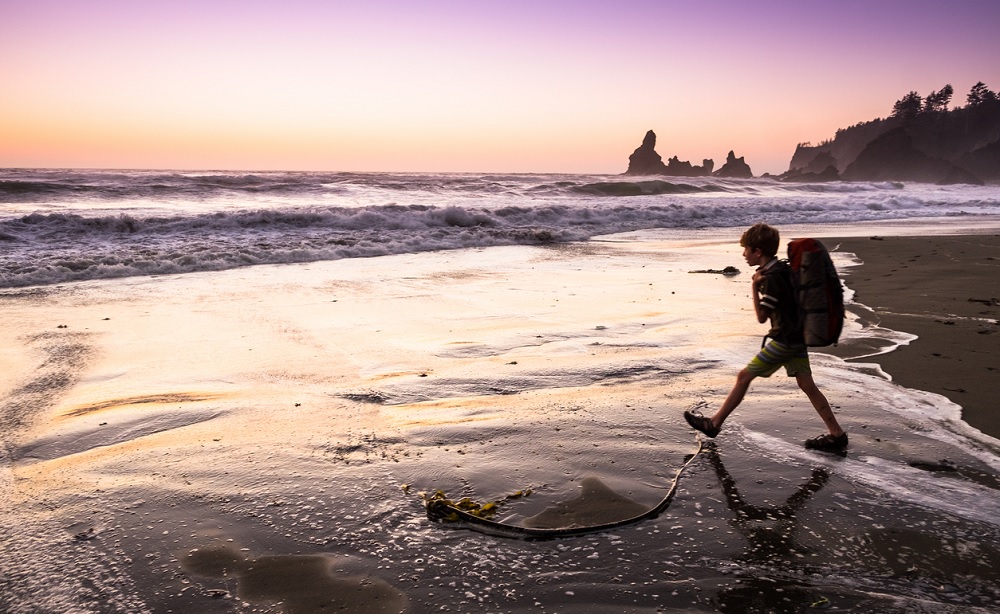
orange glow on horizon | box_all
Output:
[2,2,998,174]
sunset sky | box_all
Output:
[2,1,998,175]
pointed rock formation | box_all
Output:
[715,151,753,178]
[626,130,667,175]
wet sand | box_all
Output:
[2,224,1000,613]
[826,234,1000,440]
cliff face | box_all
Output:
[841,127,981,184]
[786,100,1000,184]
[962,139,1000,180]
[789,118,899,175]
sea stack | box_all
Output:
[715,151,753,178]
[625,130,668,175]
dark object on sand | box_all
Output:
[804,432,849,451]
[689,266,740,276]
[422,438,704,540]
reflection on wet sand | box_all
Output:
[523,476,648,529]
[706,443,829,561]
[703,443,833,612]
[183,545,408,614]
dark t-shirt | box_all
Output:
[757,259,803,344]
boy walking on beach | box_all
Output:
[683,223,848,451]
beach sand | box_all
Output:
[826,234,1000,440]
[2,223,1000,613]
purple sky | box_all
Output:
[2,0,998,174]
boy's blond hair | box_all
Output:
[740,223,780,258]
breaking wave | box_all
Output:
[1,169,998,288]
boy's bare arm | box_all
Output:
[751,270,770,323]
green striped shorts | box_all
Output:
[747,338,811,377]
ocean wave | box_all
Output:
[0,204,589,288]
[0,170,354,204]
[0,169,956,205]
[2,169,998,288]
[570,180,726,197]
[0,197,984,289]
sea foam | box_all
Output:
[1,169,998,288]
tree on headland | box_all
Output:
[891,83,982,118]
[967,81,998,107]
[924,84,953,112]
[891,91,923,121]
[787,80,1000,184]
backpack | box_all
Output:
[787,238,844,346]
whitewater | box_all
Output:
[2,168,998,288]
[3,167,1000,612]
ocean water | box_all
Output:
[2,169,1000,613]
[2,168,998,289]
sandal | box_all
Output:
[804,432,848,450]
[683,410,720,438]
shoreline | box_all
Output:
[825,233,1000,441]
[3,223,1000,612]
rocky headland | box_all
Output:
[783,82,1000,185]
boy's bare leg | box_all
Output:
[710,368,757,430]
[795,373,846,437]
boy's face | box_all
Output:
[742,245,768,267]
